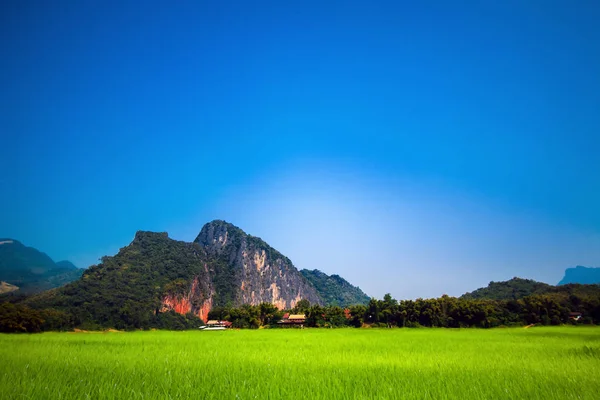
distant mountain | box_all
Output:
[461,277,553,300]
[24,221,329,329]
[461,276,600,301]
[300,269,370,306]
[558,266,600,285]
[55,260,78,270]
[0,239,83,294]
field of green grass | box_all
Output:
[1,327,599,399]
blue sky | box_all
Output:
[1,1,599,299]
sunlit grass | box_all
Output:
[1,327,599,399]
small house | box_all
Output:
[278,313,306,327]
[204,320,233,329]
[569,312,582,321]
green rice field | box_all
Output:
[1,327,599,399]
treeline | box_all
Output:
[345,291,600,328]
[0,302,204,333]
[212,289,600,329]
[1,285,599,332]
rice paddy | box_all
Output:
[1,326,599,399]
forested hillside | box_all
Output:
[300,269,369,306]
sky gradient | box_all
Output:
[1,1,599,299]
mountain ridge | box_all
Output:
[0,239,82,294]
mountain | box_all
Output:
[558,266,600,285]
[460,277,553,300]
[300,269,370,306]
[23,221,326,329]
[0,239,83,294]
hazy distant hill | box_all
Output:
[461,276,600,301]
[558,266,600,285]
[460,277,554,300]
[0,239,83,294]
[300,269,370,306]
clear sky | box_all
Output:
[1,1,599,299]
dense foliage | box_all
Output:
[0,238,83,294]
[300,269,370,306]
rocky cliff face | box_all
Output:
[161,277,213,322]
[195,220,322,309]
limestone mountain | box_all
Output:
[558,266,600,285]
[300,269,370,306]
[0,239,83,294]
[24,221,328,329]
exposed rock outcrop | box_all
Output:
[195,220,322,309]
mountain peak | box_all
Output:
[133,231,169,242]
[195,220,247,256]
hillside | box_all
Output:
[25,231,213,329]
[559,266,600,285]
[300,269,370,306]
[0,239,83,294]
[460,277,554,300]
